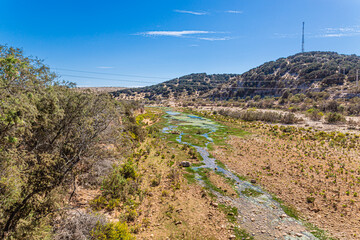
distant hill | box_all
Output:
[112,73,240,101]
[210,51,360,100]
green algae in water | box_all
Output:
[181,134,208,147]
[241,188,263,198]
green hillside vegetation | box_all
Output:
[112,73,239,101]
[211,51,360,100]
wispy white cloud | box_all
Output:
[320,33,348,38]
[225,10,243,14]
[198,37,232,41]
[273,33,298,39]
[325,27,358,33]
[174,10,208,15]
[138,30,214,37]
[96,66,114,69]
[137,30,233,42]
[317,26,360,38]
[274,25,360,39]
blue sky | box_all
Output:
[1,0,360,87]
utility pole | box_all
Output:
[356,69,359,91]
[302,22,305,53]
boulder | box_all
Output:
[179,161,191,167]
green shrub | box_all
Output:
[118,161,138,180]
[325,112,346,123]
[123,208,138,222]
[307,108,324,121]
[94,160,141,209]
[91,221,134,240]
[151,174,162,187]
[90,196,108,211]
[306,196,315,203]
[101,171,128,200]
[253,95,261,101]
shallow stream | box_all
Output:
[162,111,318,240]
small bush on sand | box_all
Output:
[306,108,324,121]
[325,112,346,124]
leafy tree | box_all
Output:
[0,46,131,239]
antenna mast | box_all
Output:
[302,22,305,53]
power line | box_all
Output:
[60,74,159,84]
[114,86,332,92]
[218,86,321,90]
[59,74,357,86]
[65,75,357,88]
[54,68,171,80]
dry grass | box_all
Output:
[212,123,360,240]
[133,138,231,240]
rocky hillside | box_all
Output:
[112,52,360,102]
[210,51,360,100]
[112,73,239,100]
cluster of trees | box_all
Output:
[0,46,144,239]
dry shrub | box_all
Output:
[325,112,346,124]
[53,210,107,240]
[78,158,115,188]
[347,119,359,129]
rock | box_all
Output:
[175,221,182,225]
[295,233,303,237]
[229,234,236,239]
[251,218,255,222]
[179,161,191,167]
[280,214,287,219]
[250,179,257,184]
[211,202,219,207]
